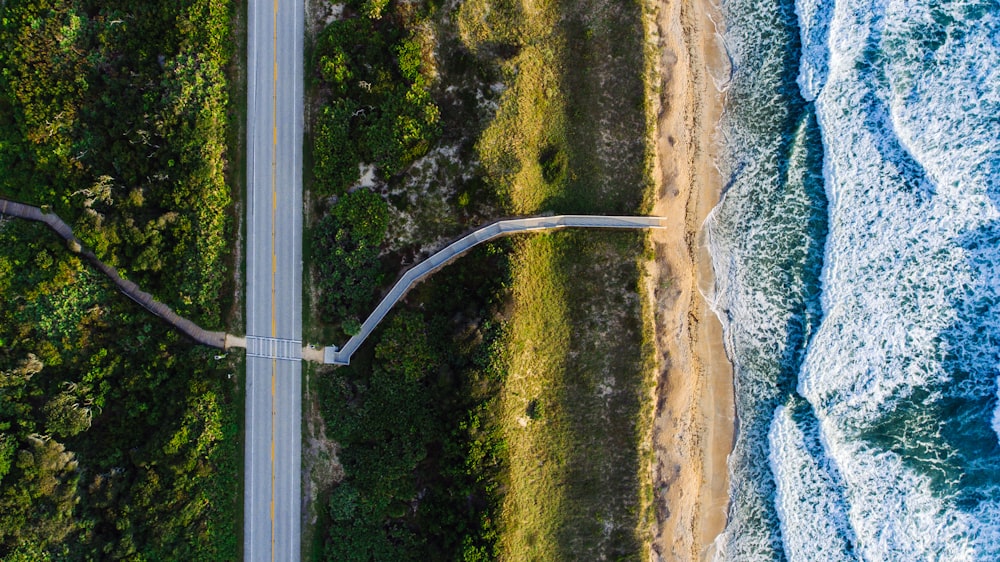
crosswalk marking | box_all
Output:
[246,336,302,360]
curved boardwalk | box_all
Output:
[0,198,228,349]
[324,214,667,365]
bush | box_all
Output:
[313,100,362,195]
[311,11,440,185]
[314,189,389,330]
[0,0,234,328]
[361,83,440,176]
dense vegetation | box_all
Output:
[0,221,239,560]
[308,0,656,557]
[0,0,236,327]
[313,189,389,331]
[0,0,240,558]
[316,244,509,561]
[454,0,657,553]
[495,231,654,559]
[458,0,649,214]
[310,0,440,196]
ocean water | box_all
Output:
[706,0,1000,559]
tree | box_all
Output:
[43,392,91,438]
[361,83,440,176]
[314,189,389,331]
[313,100,362,195]
[375,311,438,382]
[328,482,360,522]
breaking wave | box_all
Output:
[708,0,1000,558]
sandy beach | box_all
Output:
[643,0,735,558]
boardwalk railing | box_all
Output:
[324,214,667,365]
[2,198,667,362]
[0,198,228,349]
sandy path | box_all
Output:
[643,0,735,558]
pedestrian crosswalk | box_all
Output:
[245,336,302,361]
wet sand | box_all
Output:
[643,0,735,558]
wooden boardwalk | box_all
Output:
[0,198,229,349]
[324,214,667,365]
[2,198,667,363]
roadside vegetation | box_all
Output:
[310,8,441,197]
[0,0,241,558]
[315,244,510,560]
[0,0,235,328]
[313,188,389,332]
[308,0,655,557]
[0,221,239,560]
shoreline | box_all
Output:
[645,0,735,557]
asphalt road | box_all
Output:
[244,0,303,559]
[326,214,667,365]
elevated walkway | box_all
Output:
[1,198,229,348]
[323,214,667,365]
[1,199,667,364]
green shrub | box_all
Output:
[539,144,567,185]
[313,100,362,196]
[314,188,389,330]
[311,12,440,183]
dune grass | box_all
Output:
[302,0,658,556]
[496,230,655,560]
[455,0,658,555]
[459,0,649,216]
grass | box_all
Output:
[229,352,247,562]
[496,234,571,559]
[223,3,248,558]
[456,0,658,556]
[217,351,246,561]
[460,0,650,215]
[301,361,321,562]
[496,231,655,560]
[223,0,249,337]
[302,0,658,556]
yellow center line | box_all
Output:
[270,1,279,561]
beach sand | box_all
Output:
[643,0,735,558]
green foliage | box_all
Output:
[396,38,425,84]
[374,311,438,382]
[43,392,91,438]
[362,82,440,174]
[538,144,567,185]
[319,50,353,96]
[0,178,238,561]
[310,10,440,196]
[0,0,239,557]
[0,0,235,328]
[0,433,17,482]
[327,482,360,522]
[359,0,391,20]
[319,322,437,561]
[313,100,361,195]
[317,247,511,561]
[314,188,389,331]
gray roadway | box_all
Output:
[244,0,303,559]
[326,214,667,365]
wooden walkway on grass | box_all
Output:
[323,214,667,365]
[1,198,667,363]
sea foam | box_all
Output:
[789,0,1000,557]
[768,402,856,561]
[994,377,1000,445]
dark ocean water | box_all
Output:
[706,0,1000,559]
